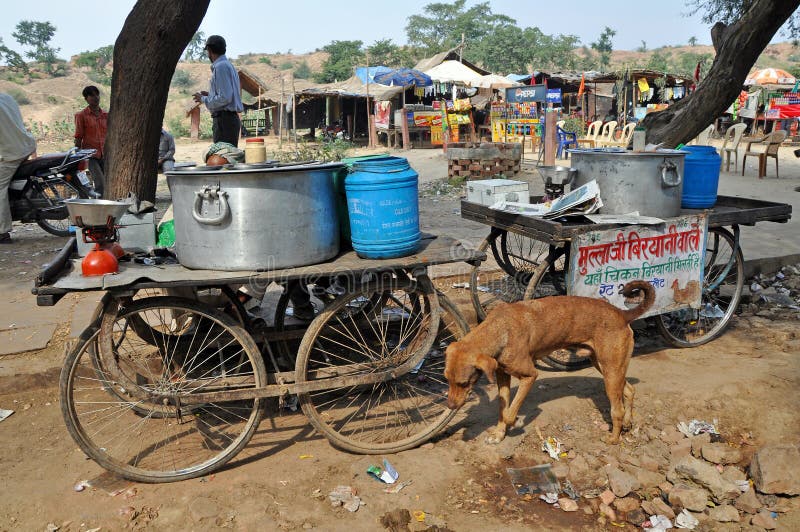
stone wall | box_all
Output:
[446,142,522,180]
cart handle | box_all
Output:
[192,185,229,225]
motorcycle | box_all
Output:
[318,121,350,142]
[9,147,99,237]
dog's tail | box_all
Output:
[620,280,656,323]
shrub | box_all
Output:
[8,87,30,105]
[171,69,193,89]
[259,56,272,66]
[279,61,294,70]
[167,115,190,138]
[47,95,58,104]
[199,112,213,139]
[562,116,586,136]
[294,61,312,79]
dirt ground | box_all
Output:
[0,138,799,531]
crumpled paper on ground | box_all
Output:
[674,509,699,529]
[328,485,362,512]
[644,515,674,531]
[676,419,719,438]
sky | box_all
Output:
[0,0,787,61]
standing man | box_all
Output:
[74,85,108,196]
[193,35,243,146]
[158,128,176,173]
[0,93,37,243]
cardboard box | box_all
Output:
[466,179,530,206]
[76,212,157,256]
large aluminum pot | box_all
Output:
[570,148,687,218]
[166,162,343,270]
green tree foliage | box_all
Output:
[183,31,206,62]
[171,68,193,88]
[590,26,616,71]
[688,36,698,46]
[75,45,114,69]
[0,37,27,73]
[675,51,714,76]
[12,20,60,73]
[687,0,800,36]
[647,50,670,71]
[315,40,364,83]
[637,41,648,52]
[405,0,515,60]
[294,61,312,79]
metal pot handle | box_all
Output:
[192,185,229,225]
[659,160,682,188]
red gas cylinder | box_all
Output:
[82,246,119,276]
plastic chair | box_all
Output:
[719,123,747,172]
[694,124,715,145]
[556,126,578,159]
[596,120,618,147]
[609,123,636,147]
[579,120,603,147]
[742,130,788,178]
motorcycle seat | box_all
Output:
[12,152,72,179]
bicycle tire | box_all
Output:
[655,227,744,348]
[63,297,266,483]
[295,276,459,454]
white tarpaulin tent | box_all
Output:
[473,73,522,89]
[424,60,483,85]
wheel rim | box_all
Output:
[296,277,455,453]
[500,231,551,280]
[37,178,80,234]
[656,228,743,347]
[471,236,526,322]
[65,298,264,481]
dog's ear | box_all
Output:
[475,354,498,383]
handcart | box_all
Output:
[33,234,483,483]
[461,195,792,370]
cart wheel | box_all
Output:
[63,297,266,483]
[656,227,744,347]
[94,286,249,347]
[273,276,389,366]
[295,276,462,454]
[498,231,552,285]
[523,249,590,371]
[470,235,527,322]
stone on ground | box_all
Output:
[707,504,741,522]
[749,444,800,495]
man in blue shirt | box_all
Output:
[193,35,243,146]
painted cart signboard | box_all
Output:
[568,214,708,318]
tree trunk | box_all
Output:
[641,0,799,148]
[104,0,210,201]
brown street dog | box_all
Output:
[444,280,655,445]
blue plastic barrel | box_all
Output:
[681,146,722,208]
[345,156,421,259]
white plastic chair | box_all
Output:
[720,123,748,172]
[596,120,618,147]
[579,120,603,147]
[694,124,715,145]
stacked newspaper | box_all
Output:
[490,180,603,219]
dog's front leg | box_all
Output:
[503,374,536,427]
[485,369,512,444]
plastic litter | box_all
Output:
[413,510,426,522]
[735,479,749,492]
[643,515,674,531]
[674,509,699,529]
[367,459,399,484]
[750,282,763,293]
[561,479,580,500]
[699,303,725,318]
[0,409,13,422]
[383,480,412,494]
[541,436,563,460]
[451,282,470,289]
[73,480,90,492]
[507,464,561,496]
[477,285,491,293]
[539,492,559,504]
[676,419,719,437]
[328,486,362,512]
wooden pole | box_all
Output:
[291,74,297,148]
[544,108,556,165]
[279,77,284,148]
